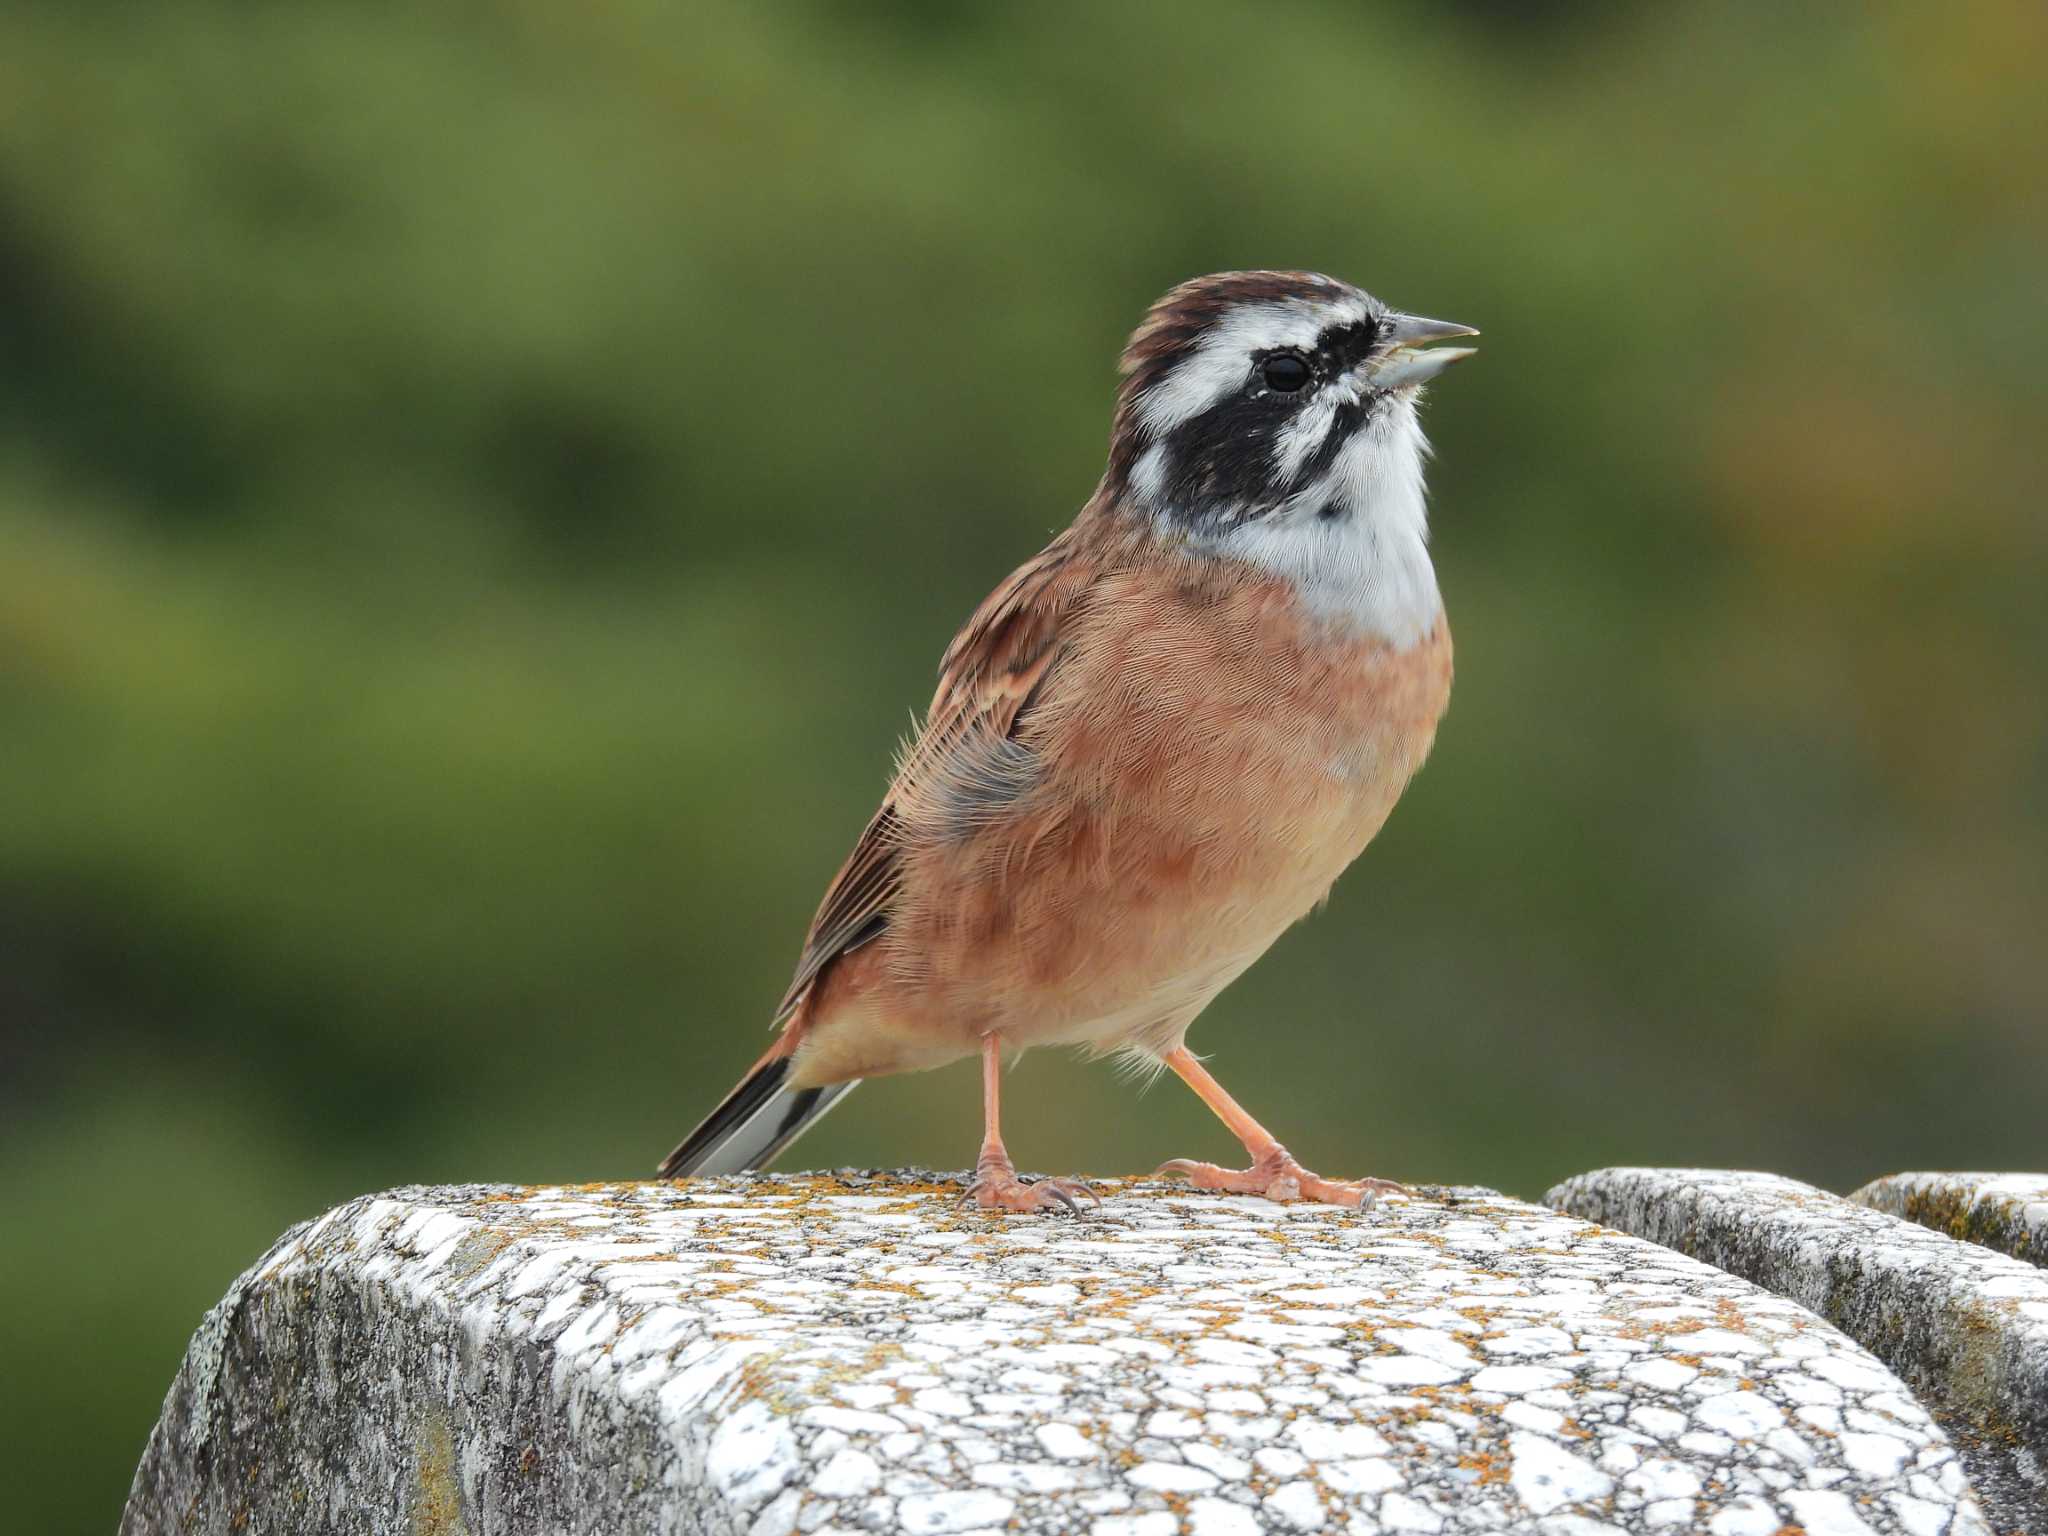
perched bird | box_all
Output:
[661,270,1475,1211]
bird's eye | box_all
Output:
[1260,353,1311,393]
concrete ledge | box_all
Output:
[124,1173,1993,1535]
[1548,1167,2048,1535]
[1852,1173,2048,1270]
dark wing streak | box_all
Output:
[769,530,1093,1027]
[771,804,902,1024]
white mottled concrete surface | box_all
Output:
[124,1174,1992,1535]
[1853,1173,2048,1270]
[1550,1167,2048,1536]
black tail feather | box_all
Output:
[658,1055,858,1178]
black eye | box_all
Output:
[1259,352,1311,393]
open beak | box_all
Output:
[1367,314,1480,390]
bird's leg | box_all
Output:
[957,1036,1099,1215]
[1154,1046,1407,1209]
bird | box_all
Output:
[660,269,1474,1212]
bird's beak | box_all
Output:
[1367,314,1480,390]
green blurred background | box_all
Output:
[3,0,2043,1525]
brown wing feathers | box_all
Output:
[775,530,1095,1028]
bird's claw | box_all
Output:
[957,1167,1101,1216]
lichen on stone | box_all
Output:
[124,1171,1997,1535]
[1551,1166,2048,1536]
[1853,1173,2048,1272]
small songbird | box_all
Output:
[661,270,1475,1211]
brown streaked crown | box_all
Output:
[1114,270,1356,417]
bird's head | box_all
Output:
[1098,269,1476,645]
[1107,270,1476,539]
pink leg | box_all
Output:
[1155,1046,1406,1209]
[959,1037,1099,1215]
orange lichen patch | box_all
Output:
[730,1346,805,1414]
[1711,1298,1754,1333]
[1892,1187,2023,1261]
[441,1230,519,1285]
[413,1412,469,1536]
[1456,1449,1511,1486]
[844,1281,923,1299]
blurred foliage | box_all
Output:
[2,1,2044,1527]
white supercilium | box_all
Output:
[1135,296,1372,437]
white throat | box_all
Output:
[1150,392,1443,650]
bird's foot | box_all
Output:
[1155,1147,1407,1209]
[958,1155,1101,1216]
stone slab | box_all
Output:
[1548,1167,2048,1535]
[125,1174,1994,1535]
[1852,1173,2048,1270]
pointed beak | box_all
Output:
[1367,314,1480,390]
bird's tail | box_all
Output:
[658,1041,859,1178]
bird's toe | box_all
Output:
[1155,1153,1407,1209]
[961,1169,1096,1216]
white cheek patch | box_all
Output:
[1271,376,1365,484]
[1272,394,1336,483]
[1137,294,1371,438]
[1130,442,1167,503]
